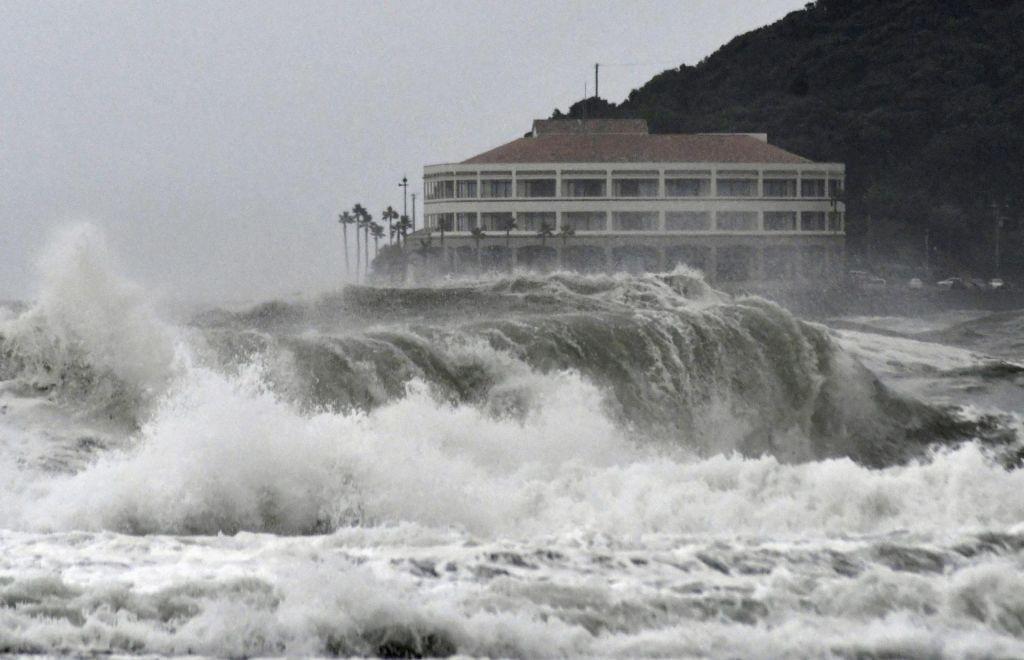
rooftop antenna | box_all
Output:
[582,81,587,121]
[595,63,599,98]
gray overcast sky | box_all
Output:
[1,0,806,301]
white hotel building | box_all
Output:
[418,118,845,286]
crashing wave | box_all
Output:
[0,225,180,425]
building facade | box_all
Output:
[417,119,845,287]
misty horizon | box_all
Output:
[1,0,808,301]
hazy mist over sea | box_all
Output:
[1,225,1023,657]
[4,1,1024,657]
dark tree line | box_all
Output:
[555,0,1024,278]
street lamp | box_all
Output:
[399,176,409,233]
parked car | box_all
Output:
[937,277,965,290]
[990,278,1005,290]
[908,278,923,289]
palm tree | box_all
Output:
[417,232,433,269]
[352,203,367,282]
[470,226,487,271]
[389,222,401,245]
[557,225,575,270]
[503,215,517,248]
[370,222,384,258]
[536,220,554,247]
[361,211,373,281]
[338,211,356,278]
[382,206,399,245]
[503,215,517,271]
[398,214,412,246]
[355,211,370,283]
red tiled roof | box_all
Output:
[461,133,811,165]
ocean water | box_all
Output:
[2,225,1024,658]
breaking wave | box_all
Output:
[0,225,1019,538]
[4,225,1024,658]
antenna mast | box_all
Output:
[595,63,599,98]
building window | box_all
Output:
[425,179,454,200]
[828,178,844,199]
[481,179,512,198]
[427,213,454,232]
[763,246,798,280]
[455,180,477,199]
[801,178,826,197]
[665,211,711,231]
[562,211,607,231]
[516,179,556,198]
[764,211,798,231]
[520,212,556,232]
[828,211,844,232]
[716,211,758,231]
[612,178,659,197]
[716,177,757,197]
[665,177,710,197]
[763,178,797,197]
[562,179,606,197]
[612,211,659,231]
[801,211,826,231]
[717,246,754,282]
[455,212,477,231]
[480,212,515,232]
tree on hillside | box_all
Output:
[552,0,1024,277]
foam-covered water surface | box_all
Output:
[2,225,1024,657]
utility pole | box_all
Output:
[411,192,417,234]
[595,63,599,98]
[399,175,409,232]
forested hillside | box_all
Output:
[557,0,1024,278]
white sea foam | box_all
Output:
[5,347,1023,539]
[3,525,1024,658]
[1,223,179,398]
[4,225,1024,657]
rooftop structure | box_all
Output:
[408,119,845,287]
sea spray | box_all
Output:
[0,225,180,425]
[3,225,1024,657]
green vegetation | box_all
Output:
[556,0,1024,278]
